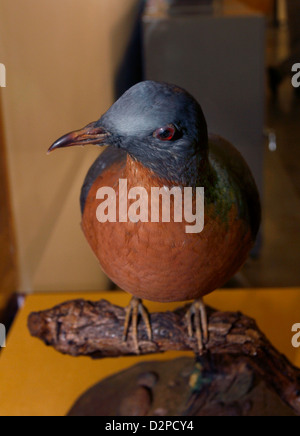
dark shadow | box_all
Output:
[113,0,146,100]
[0,96,18,308]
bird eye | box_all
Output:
[153,124,176,141]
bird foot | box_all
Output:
[123,297,152,354]
[186,299,208,355]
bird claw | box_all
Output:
[186,299,208,355]
[123,297,152,354]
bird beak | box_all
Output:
[48,121,110,153]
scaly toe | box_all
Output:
[186,299,208,355]
[123,297,152,354]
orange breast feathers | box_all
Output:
[82,155,252,303]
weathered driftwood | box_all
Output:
[28,299,300,414]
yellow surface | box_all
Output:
[0,289,299,416]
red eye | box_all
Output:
[154,124,176,141]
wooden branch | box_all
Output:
[28,299,300,414]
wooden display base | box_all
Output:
[67,356,298,416]
[28,299,300,416]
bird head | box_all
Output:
[49,81,209,184]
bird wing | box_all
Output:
[208,134,261,240]
[80,147,127,214]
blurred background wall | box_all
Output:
[0,100,17,311]
[0,0,140,301]
[0,0,293,309]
